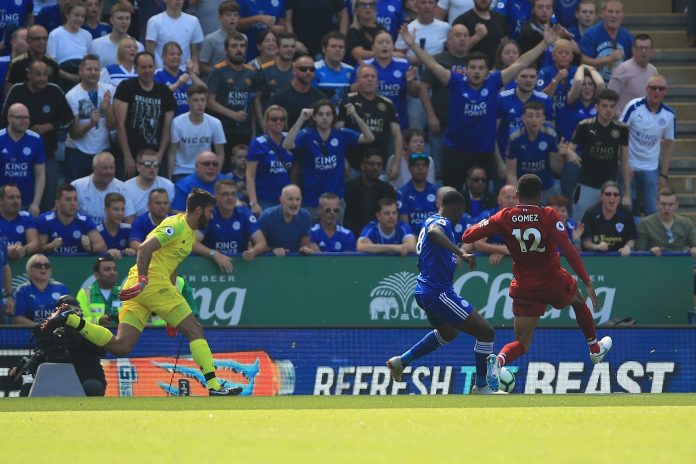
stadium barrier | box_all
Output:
[7,253,693,327]
[1,327,694,397]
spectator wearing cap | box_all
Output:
[398,152,438,235]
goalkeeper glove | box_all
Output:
[119,275,148,301]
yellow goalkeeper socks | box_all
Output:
[66,314,114,347]
[190,338,220,390]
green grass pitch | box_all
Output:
[1,395,694,463]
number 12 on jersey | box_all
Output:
[512,227,546,253]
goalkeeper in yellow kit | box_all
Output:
[41,188,241,395]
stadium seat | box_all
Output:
[28,363,86,397]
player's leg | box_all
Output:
[569,290,612,363]
[386,293,456,382]
[166,306,242,395]
[455,310,496,391]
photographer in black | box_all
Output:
[10,296,106,397]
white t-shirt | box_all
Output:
[170,112,226,175]
[47,26,93,64]
[122,176,176,216]
[65,82,115,154]
[436,0,475,25]
[395,19,450,58]
[71,174,136,225]
[89,35,145,68]
[145,11,204,68]
[620,97,676,171]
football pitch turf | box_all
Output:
[1,394,694,463]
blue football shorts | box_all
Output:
[415,288,474,326]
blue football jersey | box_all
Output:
[202,206,260,255]
[153,68,190,116]
[496,87,555,155]
[536,65,577,123]
[397,181,438,235]
[0,210,36,246]
[376,0,404,39]
[97,222,131,250]
[359,220,413,245]
[14,280,71,322]
[36,211,97,255]
[310,224,356,252]
[506,124,558,190]
[247,132,294,202]
[0,129,46,206]
[415,214,458,291]
[364,57,410,128]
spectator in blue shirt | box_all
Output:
[37,184,106,256]
[579,0,632,82]
[172,150,231,211]
[314,31,355,104]
[357,197,416,255]
[259,184,313,256]
[566,0,598,41]
[399,20,565,190]
[0,184,40,259]
[283,99,374,215]
[97,192,135,260]
[0,238,12,324]
[129,188,173,250]
[310,192,357,252]
[194,179,268,272]
[398,153,438,235]
[13,253,71,326]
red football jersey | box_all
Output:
[463,204,591,289]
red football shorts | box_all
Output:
[509,269,578,317]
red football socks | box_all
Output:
[498,341,526,367]
[573,301,599,353]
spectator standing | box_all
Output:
[579,0,632,82]
[96,192,135,259]
[337,63,402,175]
[71,152,136,225]
[247,29,278,70]
[124,149,176,216]
[0,184,40,259]
[113,51,176,178]
[5,25,59,95]
[89,2,144,68]
[13,254,70,326]
[206,32,259,160]
[559,88,629,221]
[387,127,435,190]
[347,0,387,64]
[259,183,313,255]
[357,197,416,254]
[519,0,567,69]
[0,103,46,216]
[270,53,328,129]
[470,183,517,267]
[145,0,204,71]
[172,151,231,211]
[310,192,357,252]
[398,153,438,235]
[283,100,374,216]
[636,188,696,257]
[168,84,226,182]
[246,105,294,215]
[620,75,676,216]
[435,0,474,25]
[537,39,579,128]
[65,54,115,183]
[98,36,137,87]
[0,0,32,55]
[256,31,297,114]
[314,31,355,104]
[454,0,508,65]
[376,0,406,39]
[36,0,64,34]
[237,0,286,61]
[129,188,172,249]
[38,184,107,256]
[153,41,206,118]
[344,149,397,237]
[187,0,228,36]
[581,180,635,256]
[83,0,112,39]
[607,34,658,114]
[492,0,530,42]
[47,1,92,91]
[194,179,268,272]
[200,0,243,76]
[286,0,348,58]
[76,256,122,326]
[419,24,470,177]
[566,0,597,41]
[1,27,29,110]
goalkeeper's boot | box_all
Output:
[590,336,612,364]
[209,381,243,396]
[471,385,506,395]
[486,354,501,392]
[386,356,404,382]
[40,304,77,333]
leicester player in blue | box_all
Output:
[398,153,437,235]
[387,191,498,394]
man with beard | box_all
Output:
[40,188,243,396]
[270,53,327,128]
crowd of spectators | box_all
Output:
[0,0,693,326]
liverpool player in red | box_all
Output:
[463,174,612,391]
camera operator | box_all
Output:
[10,295,106,396]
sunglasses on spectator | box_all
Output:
[323,208,340,213]
[268,116,286,122]
[603,191,621,197]
[198,161,220,167]
[32,262,51,270]
[648,85,666,91]
[358,2,376,8]
[139,160,160,168]
[296,66,316,73]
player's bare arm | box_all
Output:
[428,224,475,269]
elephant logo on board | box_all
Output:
[369,272,425,320]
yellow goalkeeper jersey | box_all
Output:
[127,213,195,283]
